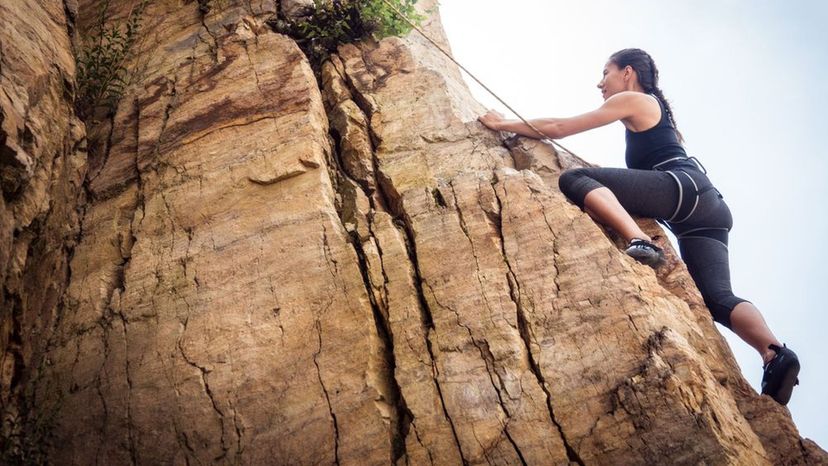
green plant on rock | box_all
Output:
[271,0,427,70]
[361,0,424,38]
[75,0,149,120]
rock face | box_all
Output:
[1,0,826,464]
[0,0,87,460]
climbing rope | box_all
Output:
[378,0,581,158]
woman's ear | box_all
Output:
[623,65,639,85]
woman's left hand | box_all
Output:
[478,109,506,131]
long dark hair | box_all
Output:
[609,48,683,142]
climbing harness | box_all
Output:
[377,0,581,159]
[673,226,730,245]
[663,170,702,223]
[652,157,728,244]
[650,156,713,222]
[651,155,707,174]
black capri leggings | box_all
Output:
[558,165,747,328]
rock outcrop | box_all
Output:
[1,0,825,464]
[1,0,87,460]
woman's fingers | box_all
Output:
[478,109,504,129]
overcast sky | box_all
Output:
[440,0,827,447]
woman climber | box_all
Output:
[477,48,800,406]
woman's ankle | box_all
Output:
[761,341,785,364]
[762,348,776,365]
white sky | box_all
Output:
[440,0,827,448]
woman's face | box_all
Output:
[597,61,627,100]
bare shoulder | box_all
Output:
[604,91,662,131]
[604,91,658,109]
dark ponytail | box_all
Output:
[609,48,683,142]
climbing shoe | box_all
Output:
[761,343,800,406]
[625,238,664,268]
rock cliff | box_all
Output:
[1,0,826,464]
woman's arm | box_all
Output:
[478,92,641,139]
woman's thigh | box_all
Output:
[577,167,679,220]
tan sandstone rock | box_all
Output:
[1,0,825,465]
[1,0,88,458]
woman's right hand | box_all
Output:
[478,109,506,131]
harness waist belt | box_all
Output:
[652,156,708,174]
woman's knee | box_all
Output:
[558,168,599,207]
[703,292,746,329]
[558,168,586,193]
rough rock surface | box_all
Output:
[1,0,826,464]
[1,0,88,459]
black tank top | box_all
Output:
[625,95,687,170]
